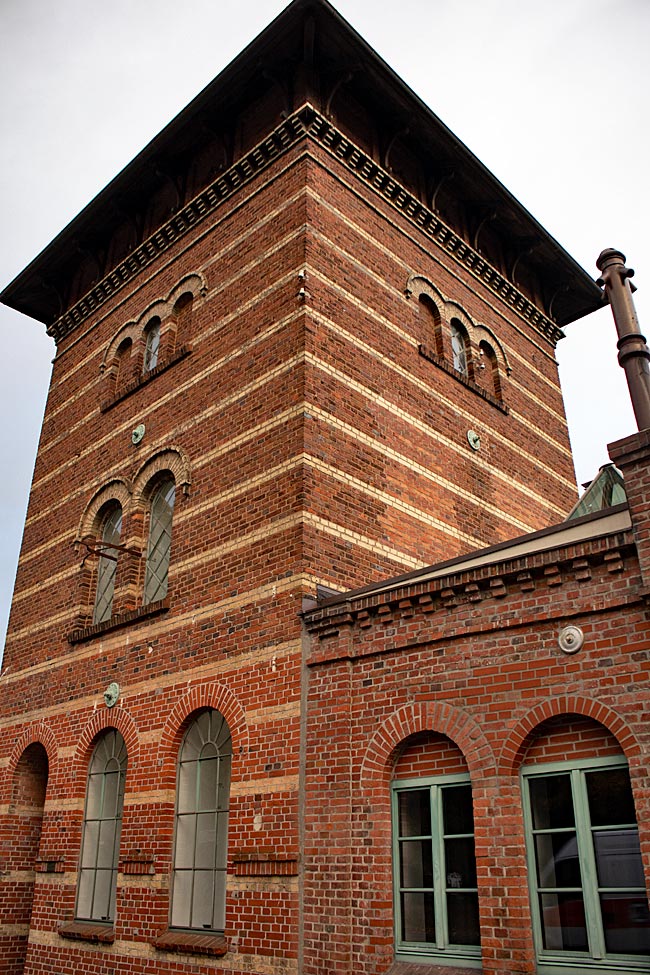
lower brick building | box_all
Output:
[302,430,650,975]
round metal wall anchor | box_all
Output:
[131,424,145,445]
[104,682,120,708]
[467,429,481,451]
[558,625,584,655]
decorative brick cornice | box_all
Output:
[232,850,299,876]
[304,531,637,650]
[50,105,561,346]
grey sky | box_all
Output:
[1,0,648,651]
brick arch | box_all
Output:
[132,446,191,503]
[473,323,511,375]
[100,321,140,373]
[6,722,58,797]
[76,478,132,542]
[445,301,475,336]
[498,696,641,775]
[68,707,141,798]
[360,700,494,788]
[157,682,249,789]
[405,273,445,313]
[167,271,207,305]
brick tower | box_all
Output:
[0,2,603,975]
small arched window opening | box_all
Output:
[450,320,471,378]
[173,292,194,348]
[93,504,123,625]
[143,317,161,373]
[113,337,133,393]
[143,478,175,605]
[76,730,127,924]
[479,340,502,401]
[171,709,232,931]
[418,294,444,357]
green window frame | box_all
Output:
[143,478,175,605]
[391,773,481,968]
[76,729,127,923]
[170,709,232,932]
[93,504,122,624]
[521,756,650,975]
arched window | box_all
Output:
[171,710,232,931]
[93,504,122,624]
[143,317,161,373]
[76,730,127,924]
[450,320,470,377]
[143,478,175,605]
[418,293,444,357]
[479,340,501,401]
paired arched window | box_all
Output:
[171,709,232,931]
[93,504,123,624]
[143,478,176,605]
[479,340,501,401]
[76,730,127,923]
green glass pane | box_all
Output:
[447,891,480,945]
[442,783,473,835]
[445,836,477,888]
[530,774,575,830]
[401,890,435,943]
[539,892,588,951]
[586,767,636,826]
[600,893,650,954]
[400,839,433,888]
[535,832,581,888]
[593,829,645,888]
[398,790,430,837]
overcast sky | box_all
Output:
[1,0,648,652]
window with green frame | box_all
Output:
[521,756,650,974]
[391,773,481,966]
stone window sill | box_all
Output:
[419,344,509,414]
[67,598,169,644]
[58,921,115,944]
[101,345,191,413]
[153,929,227,956]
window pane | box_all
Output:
[175,815,196,869]
[97,820,117,869]
[447,891,480,945]
[400,840,433,888]
[594,829,645,888]
[442,784,473,835]
[445,837,477,888]
[539,892,588,951]
[102,769,120,818]
[93,506,122,624]
[535,832,581,888]
[398,790,430,837]
[178,761,197,814]
[401,891,435,942]
[198,756,218,810]
[171,870,192,928]
[216,812,229,870]
[196,813,217,867]
[144,321,160,372]
[76,870,94,919]
[93,869,113,921]
[80,821,99,867]
[191,870,215,929]
[586,767,636,826]
[601,893,650,954]
[213,869,227,929]
[530,774,575,830]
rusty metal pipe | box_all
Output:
[597,248,650,432]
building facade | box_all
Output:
[1,2,647,975]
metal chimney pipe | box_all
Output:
[597,248,650,432]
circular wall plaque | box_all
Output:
[467,429,481,451]
[558,625,584,655]
[131,424,145,445]
[104,682,120,708]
